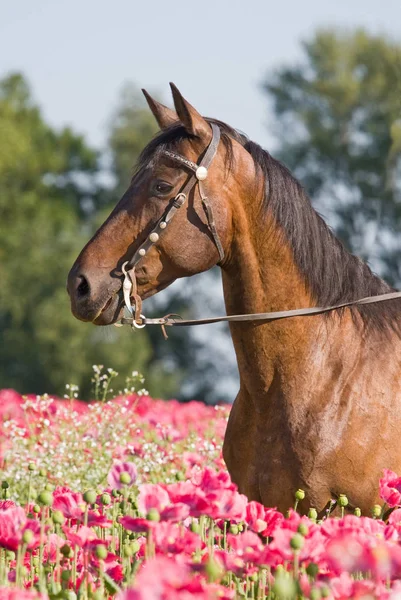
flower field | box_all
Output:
[2,375,401,599]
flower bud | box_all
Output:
[310,589,322,600]
[229,524,239,535]
[123,543,133,557]
[61,570,72,582]
[5,551,15,561]
[101,493,111,506]
[60,544,73,558]
[297,523,309,536]
[306,562,319,578]
[354,507,361,517]
[22,529,34,544]
[130,540,140,554]
[28,463,35,472]
[272,574,297,599]
[290,533,304,551]
[39,468,47,478]
[205,557,223,582]
[119,472,131,485]
[83,490,97,504]
[95,544,108,559]
[295,489,305,501]
[308,508,318,521]
[320,585,330,598]
[372,505,382,518]
[191,521,200,534]
[146,508,160,522]
[33,504,40,514]
[52,510,65,525]
[338,494,348,508]
[1,481,9,490]
[37,491,53,506]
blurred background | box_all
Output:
[0,0,400,402]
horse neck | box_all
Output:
[221,187,342,399]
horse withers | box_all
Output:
[67,83,401,514]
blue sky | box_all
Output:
[2,0,400,151]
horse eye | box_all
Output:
[154,181,173,195]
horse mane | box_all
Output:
[136,119,401,335]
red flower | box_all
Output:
[120,516,155,534]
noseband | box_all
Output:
[118,123,224,328]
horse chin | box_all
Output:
[92,293,123,326]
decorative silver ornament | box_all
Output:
[138,248,146,256]
[195,166,208,180]
[149,232,159,243]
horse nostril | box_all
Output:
[76,275,90,298]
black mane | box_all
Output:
[136,120,401,335]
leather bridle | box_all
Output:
[117,123,224,329]
[116,123,401,335]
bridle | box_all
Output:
[116,123,401,335]
[117,123,224,330]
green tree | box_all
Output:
[0,73,162,398]
[263,29,401,283]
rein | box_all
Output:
[116,123,401,335]
[119,291,401,334]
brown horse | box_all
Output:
[67,84,401,514]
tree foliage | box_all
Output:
[263,29,401,283]
[0,74,164,398]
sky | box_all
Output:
[2,0,401,152]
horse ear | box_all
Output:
[169,82,211,141]
[142,89,178,129]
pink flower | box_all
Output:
[207,489,247,521]
[330,572,377,599]
[137,484,170,515]
[380,469,401,507]
[151,522,201,555]
[107,461,138,490]
[120,516,155,534]
[0,589,47,600]
[52,489,83,520]
[227,530,264,562]
[0,506,27,551]
[245,501,267,533]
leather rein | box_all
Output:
[116,123,401,335]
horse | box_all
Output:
[67,83,401,515]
